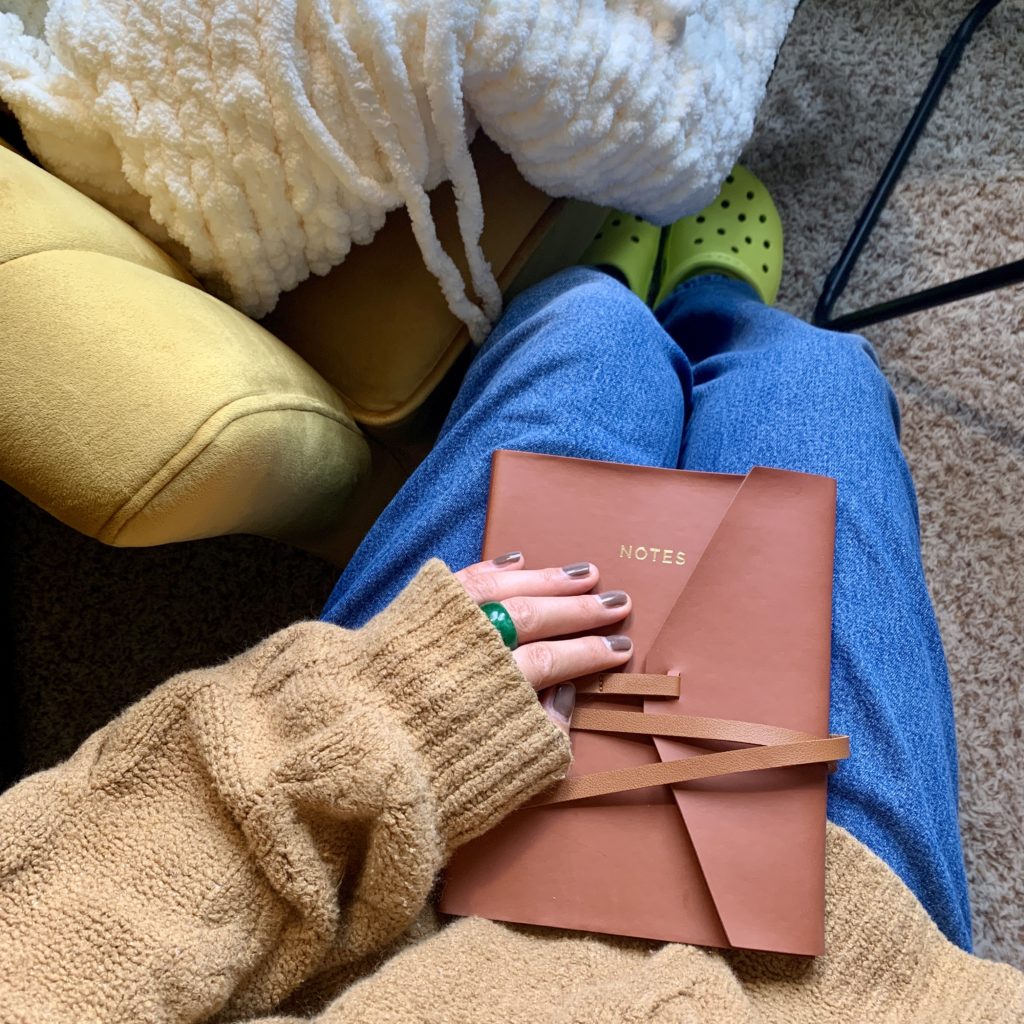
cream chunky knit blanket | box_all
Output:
[0,1,795,336]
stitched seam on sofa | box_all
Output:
[96,395,365,544]
[0,236,194,282]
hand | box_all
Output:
[455,552,633,734]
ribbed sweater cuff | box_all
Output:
[357,559,571,850]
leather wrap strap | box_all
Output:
[574,672,681,698]
[535,735,850,805]
[573,707,822,746]
[533,683,851,806]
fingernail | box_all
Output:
[492,551,522,566]
[597,590,628,608]
[552,683,576,725]
[604,634,632,652]
[562,562,592,578]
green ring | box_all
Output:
[481,602,519,650]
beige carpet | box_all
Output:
[744,0,1024,965]
[3,0,1021,971]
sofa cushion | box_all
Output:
[261,137,603,427]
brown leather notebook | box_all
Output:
[440,450,848,956]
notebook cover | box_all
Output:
[440,450,837,955]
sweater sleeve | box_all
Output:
[0,560,570,1024]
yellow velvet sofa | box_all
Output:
[0,132,601,564]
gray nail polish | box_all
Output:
[562,562,591,578]
[605,634,632,652]
[598,590,628,608]
[492,551,523,566]
[552,683,575,723]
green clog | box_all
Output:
[578,210,661,300]
[653,165,783,307]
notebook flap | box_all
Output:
[644,467,837,955]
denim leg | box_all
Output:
[657,276,972,949]
[321,268,691,627]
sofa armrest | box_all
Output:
[0,250,370,547]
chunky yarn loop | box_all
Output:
[0,0,795,341]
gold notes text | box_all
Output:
[619,544,686,566]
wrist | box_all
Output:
[354,560,571,849]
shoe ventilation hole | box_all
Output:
[764,240,771,249]
[696,215,705,223]
[595,232,603,240]
[635,215,644,222]
[747,191,755,200]
[631,235,640,243]
[612,218,621,226]
[717,227,726,235]
[759,214,767,223]
[745,236,752,244]
[694,237,703,245]
[721,200,730,208]
[726,175,735,184]
[730,246,739,253]
[738,213,746,222]
[762,264,769,273]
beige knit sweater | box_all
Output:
[0,561,1019,1024]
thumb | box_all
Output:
[540,683,576,737]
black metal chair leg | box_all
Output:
[812,0,1023,332]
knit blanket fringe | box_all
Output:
[0,0,796,340]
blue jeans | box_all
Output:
[322,268,972,950]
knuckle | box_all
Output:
[522,643,555,682]
[505,597,537,635]
[543,566,569,587]
[467,571,498,604]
